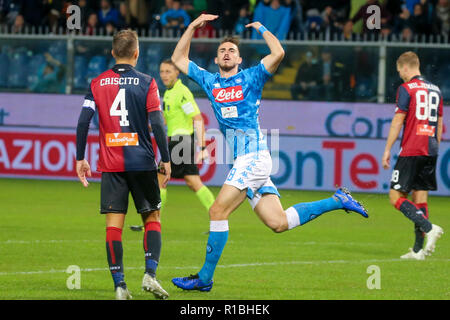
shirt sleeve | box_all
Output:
[248,61,272,91]
[146,78,161,113]
[395,85,410,113]
[180,87,200,117]
[438,92,443,117]
[77,83,96,160]
[187,61,212,91]
[82,83,96,111]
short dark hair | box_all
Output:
[160,59,176,67]
[112,29,138,59]
[219,36,240,49]
[160,59,180,72]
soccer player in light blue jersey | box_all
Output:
[170,14,369,292]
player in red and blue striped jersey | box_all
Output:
[382,51,444,260]
[76,30,171,300]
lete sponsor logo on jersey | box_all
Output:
[212,86,244,103]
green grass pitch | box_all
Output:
[0,178,448,300]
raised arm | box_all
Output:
[246,22,285,74]
[171,14,218,74]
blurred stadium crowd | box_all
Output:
[0,0,448,104]
[0,0,448,40]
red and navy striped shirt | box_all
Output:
[395,75,443,157]
[83,64,161,172]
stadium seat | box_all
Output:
[74,56,88,89]
[146,62,159,77]
[437,64,450,81]
[86,55,107,84]
[144,48,160,75]
[27,53,46,87]
[145,47,161,62]
[207,59,216,73]
[8,48,29,88]
[355,78,375,100]
[135,56,146,73]
[441,80,450,102]
[47,41,67,63]
[0,53,9,88]
[107,58,116,70]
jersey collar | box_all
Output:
[411,75,424,81]
[167,79,182,90]
[217,67,244,81]
[113,64,134,73]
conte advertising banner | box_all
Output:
[0,93,449,195]
[0,126,449,195]
[1,93,449,140]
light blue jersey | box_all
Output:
[188,61,272,159]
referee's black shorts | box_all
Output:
[160,134,199,179]
[390,156,437,193]
[100,170,161,214]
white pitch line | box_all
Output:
[0,239,380,246]
[1,258,449,276]
[0,239,214,245]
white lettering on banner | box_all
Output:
[0,132,100,178]
[12,140,32,170]
[2,93,449,140]
[1,128,448,196]
[34,141,41,170]
[0,139,10,169]
[66,142,76,171]
[42,141,66,172]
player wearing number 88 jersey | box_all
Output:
[395,74,442,158]
[382,51,444,260]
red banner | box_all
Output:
[0,129,101,179]
[0,128,218,183]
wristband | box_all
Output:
[258,25,268,35]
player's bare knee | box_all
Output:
[389,195,398,207]
[388,190,404,207]
[184,176,201,192]
[267,218,287,233]
[271,224,286,233]
[142,210,160,223]
[209,203,227,220]
[185,180,195,191]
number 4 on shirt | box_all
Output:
[110,88,129,126]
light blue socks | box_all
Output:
[285,196,342,229]
[198,220,229,283]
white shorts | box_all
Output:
[224,150,280,209]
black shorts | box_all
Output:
[100,171,161,214]
[390,156,437,193]
[160,135,199,179]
